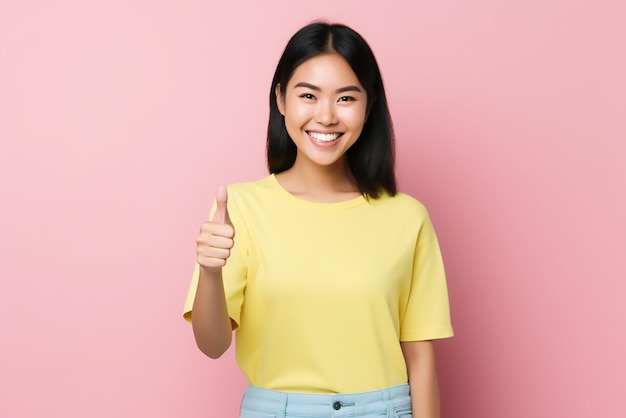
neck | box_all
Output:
[276,157,361,202]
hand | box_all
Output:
[196,186,235,273]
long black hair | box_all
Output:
[267,22,397,198]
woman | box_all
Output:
[184,21,453,418]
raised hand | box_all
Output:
[196,186,235,273]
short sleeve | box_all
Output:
[400,213,454,341]
[182,190,249,328]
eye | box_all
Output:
[300,93,316,100]
[338,96,355,102]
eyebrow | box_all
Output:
[293,82,363,94]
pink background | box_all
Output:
[1,1,625,417]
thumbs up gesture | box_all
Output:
[196,186,235,273]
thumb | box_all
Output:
[212,186,230,224]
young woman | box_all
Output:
[184,22,453,418]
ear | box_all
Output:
[275,83,285,116]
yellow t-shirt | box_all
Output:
[184,175,453,394]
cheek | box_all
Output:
[283,108,308,138]
[284,102,310,123]
[340,106,367,128]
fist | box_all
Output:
[196,186,235,273]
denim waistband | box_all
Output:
[241,384,411,417]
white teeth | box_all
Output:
[308,131,341,142]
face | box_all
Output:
[276,53,368,170]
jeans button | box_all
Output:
[333,401,341,410]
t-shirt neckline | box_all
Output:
[268,174,367,210]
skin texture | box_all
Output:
[275,53,367,202]
[402,340,441,418]
[192,187,234,358]
[192,53,441,417]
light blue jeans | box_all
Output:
[240,384,412,417]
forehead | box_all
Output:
[288,53,362,88]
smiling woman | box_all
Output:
[275,53,368,192]
[267,23,396,201]
[184,22,453,418]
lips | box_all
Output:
[307,131,343,146]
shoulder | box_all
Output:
[368,192,437,238]
[370,191,430,216]
[225,176,276,202]
[223,175,281,216]
[226,175,274,194]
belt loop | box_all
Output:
[381,388,389,417]
[383,388,391,402]
[280,391,288,418]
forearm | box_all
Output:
[401,341,440,418]
[191,267,233,358]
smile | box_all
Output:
[307,131,343,143]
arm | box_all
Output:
[191,186,235,359]
[191,267,233,358]
[401,340,440,418]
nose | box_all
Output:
[314,101,337,126]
